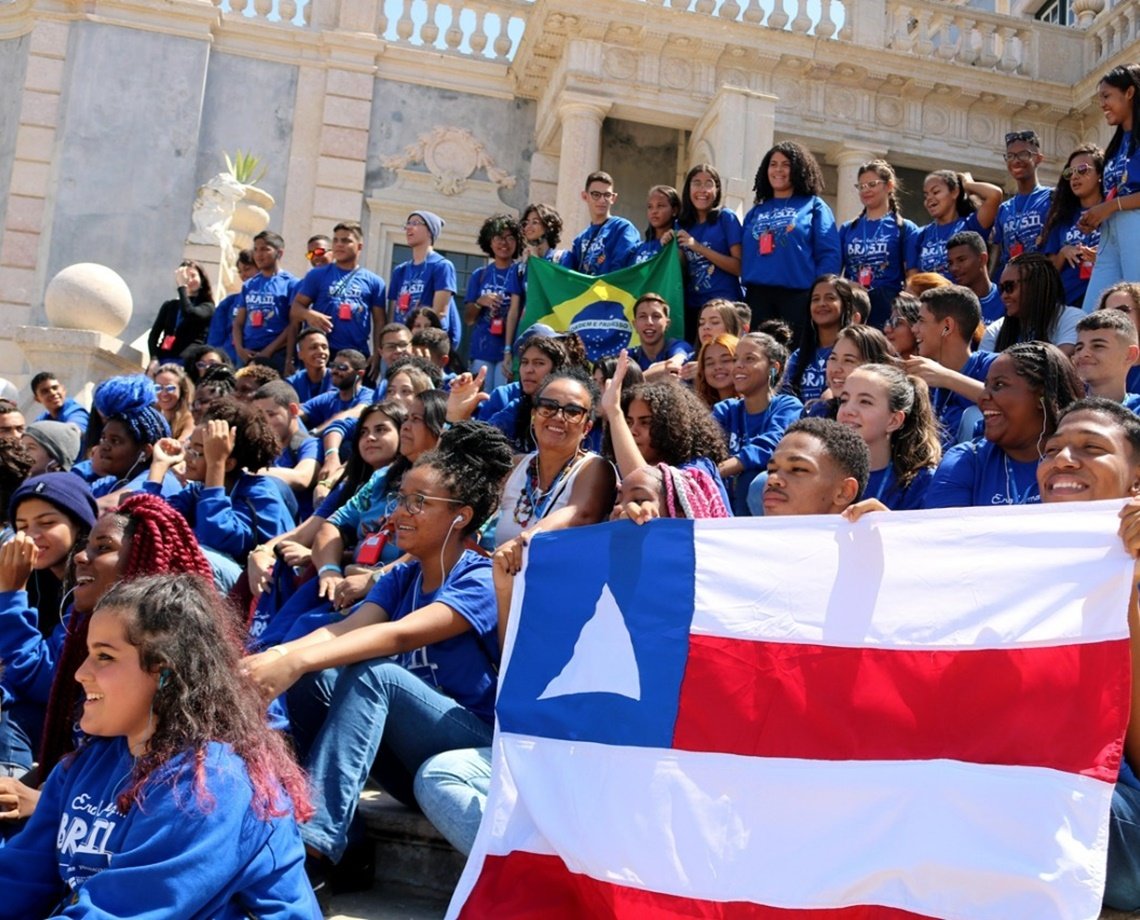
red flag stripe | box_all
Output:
[459,851,940,919]
[672,635,1129,780]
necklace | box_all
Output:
[513,450,583,525]
[1003,452,1031,505]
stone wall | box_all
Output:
[601,118,682,229]
[0,33,28,257]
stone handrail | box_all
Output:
[216,0,310,27]
[640,0,852,40]
[376,0,532,62]
[1086,0,1138,72]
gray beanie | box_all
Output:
[409,210,444,243]
[24,421,81,472]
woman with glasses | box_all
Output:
[147,260,215,368]
[981,252,1084,356]
[493,369,615,568]
[884,292,921,360]
[839,159,919,329]
[152,362,195,441]
[1041,145,1105,311]
[244,421,513,894]
[182,344,235,387]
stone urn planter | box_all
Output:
[230,185,274,251]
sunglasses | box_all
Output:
[329,362,355,372]
[1005,130,1039,146]
[853,180,884,192]
[195,360,222,370]
[155,384,179,395]
[999,280,1020,294]
[306,247,327,260]
[1061,163,1097,180]
[534,397,589,422]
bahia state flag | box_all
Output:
[449,503,1135,919]
[519,239,685,361]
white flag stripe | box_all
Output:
[693,502,1133,650]
[475,732,1111,920]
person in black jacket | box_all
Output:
[147,260,215,369]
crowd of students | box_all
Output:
[0,62,1134,916]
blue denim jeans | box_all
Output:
[1084,209,1140,315]
[288,660,493,863]
[414,747,492,856]
[1106,781,1140,910]
[470,358,508,394]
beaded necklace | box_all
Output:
[513,450,584,526]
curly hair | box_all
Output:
[849,365,941,489]
[201,397,279,472]
[93,575,312,821]
[644,185,681,240]
[521,203,563,249]
[554,333,589,370]
[1040,144,1104,245]
[234,363,280,392]
[620,381,728,466]
[0,440,33,522]
[993,253,1067,353]
[752,141,826,203]
[415,421,514,534]
[182,345,234,386]
[476,214,521,258]
[40,494,213,776]
[154,363,195,439]
[679,163,724,227]
[93,375,171,446]
[924,170,977,219]
[1002,341,1085,441]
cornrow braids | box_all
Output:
[414,421,514,533]
[993,253,1067,353]
[1003,341,1085,440]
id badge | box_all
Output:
[161,334,176,350]
[355,529,388,565]
[489,316,505,336]
[397,291,411,311]
[1009,241,1024,258]
[759,231,774,255]
[250,309,264,328]
[338,302,353,321]
[857,267,874,288]
[1080,260,1093,280]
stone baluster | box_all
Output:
[1071,0,1105,28]
[395,1,415,41]
[469,5,489,56]
[768,0,789,30]
[421,1,440,45]
[976,23,999,68]
[790,0,813,33]
[301,0,312,26]
[253,0,272,18]
[279,0,297,25]
[996,26,1019,72]
[493,14,515,60]
[837,0,854,41]
[374,3,387,37]
[954,16,978,65]
[445,7,464,51]
[742,0,764,23]
[935,15,956,60]
[696,0,716,14]
[720,0,742,20]
[914,9,934,56]
[230,0,249,14]
[815,0,836,38]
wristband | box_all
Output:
[324,448,339,459]
[318,564,343,577]
[268,645,288,659]
[503,346,512,355]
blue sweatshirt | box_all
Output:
[0,737,319,918]
[741,195,841,291]
[0,591,69,742]
[923,437,1040,509]
[569,216,642,275]
[713,394,804,471]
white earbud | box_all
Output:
[453,515,463,525]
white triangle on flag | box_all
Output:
[537,582,641,701]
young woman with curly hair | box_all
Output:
[0,575,319,917]
[245,422,514,890]
[466,214,521,392]
[740,141,841,342]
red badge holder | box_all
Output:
[338,302,353,321]
[250,309,264,328]
[355,528,389,565]
[489,315,505,336]
[397,291,411,312]
[1009,241,1024,258]
[1080,260,1093,280]
[161,334,177,351]
[857,267,874,288]
[759,231,774,256]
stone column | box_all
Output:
[829,144,885,225]
[555,96,612,242]
[689,87,778,216]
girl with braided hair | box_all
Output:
[924,341,1083,508]
[0,493,214,837]
[982,252,1084,355]
[0,575,320,917]
[245,421,513,888]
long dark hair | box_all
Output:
[336,400,409,500]
[993,253,1067,353]
[644,185,680,241]
[925,170,977,218]
[999,342,1084,443]
[1039,144,1104,245]
[679,163,724,226]
[92,575,312,820]
[180,259,214,305]
[791,275,862,395]
[752,141,825,203]
[514,338,568,451]
[615,382,728,466]
[1101,64,1140,165]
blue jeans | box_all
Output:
[414,747,492,856]
[470,358,508,393]
[289,660,493,863]
[1106,781,1140,910]
[1084,209,1140,314]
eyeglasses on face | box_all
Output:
[854,180,884,192]
[883,315,909,330]
[534,397,589,422]
[195,360,221,370]
[999,280,1020,294]
[1061,163,1096,180]
[405,220,428,229]
[587,190,615,201]
[155,384,179,395]
[1003,151,1037,164]
[387,492,463,515]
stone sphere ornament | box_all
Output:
[44,262,133,336]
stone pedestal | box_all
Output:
[830,144,885,225]
[555,95,612,241]
[690,87,778,215]
[14,327,145,411]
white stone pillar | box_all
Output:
[829,145,885,225]
[555,96,612,242]
[689,87,778,217]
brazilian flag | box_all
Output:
[519,239,685,362]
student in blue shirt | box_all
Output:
[233,230,298,373]
[86,376,179,502]
[913,170,1003,276]
[0,574,319,917]
[785,275,862,403]
[981,253,1083,355]
[945,231,1004,324]
[568,171,641,276]
[990,130,1053,275]
[28,373,88,443]
[923,342,1083,508]
[741,141,841,343]
[389,211,462,352]
[839,159,918,329]
[466,215,520,393]
[254,380,320,520]
[1080,64,1140,312]
[676,163,744,341]
[300,350,375,432]
[630,185,680,266]
[290,221,387,377]
[627,293,692,379]
[207,248,256,365]
[1042,144,1104,311]
[286,328,333,403]
[1072,309,1140,412]
[245,422,513,885]
[502,205,570,378]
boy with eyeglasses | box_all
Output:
[568,171,641,276]
[990,130,1053,276]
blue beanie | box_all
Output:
[9,473,97,532]
[410,210,445,244]
[93,375,170,446]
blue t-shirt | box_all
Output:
[923,437,1040,509]
[630,237,663,266]
[1116,140,1140,197]
[569,216,642,275]
[390,252,462,350]
[238,271,298,352]
[930,351,997,449]
[0,736,318,919]
[628,338,692,371]
[784,346,832,402]
[466,263,515,363]
[978,283,1005,325]
[990,186,1053,269]
[912,214,985,276]
[285,368,333,403]
[35,399,90,442]
[1104,134,1138,196]
[865,464,935,511]
[296,264,387,357]
[365,551,499,722]
[301,384,375,429]
[1043,212,1101,309]
[207,291,241,363]
[741,195,841,291]
[680,210,745,309]
[713,394,804,471]
[839,214,918,294]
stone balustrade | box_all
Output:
[376,0,531,62]
[1087,0,1139,71]
[215,0,310,27]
